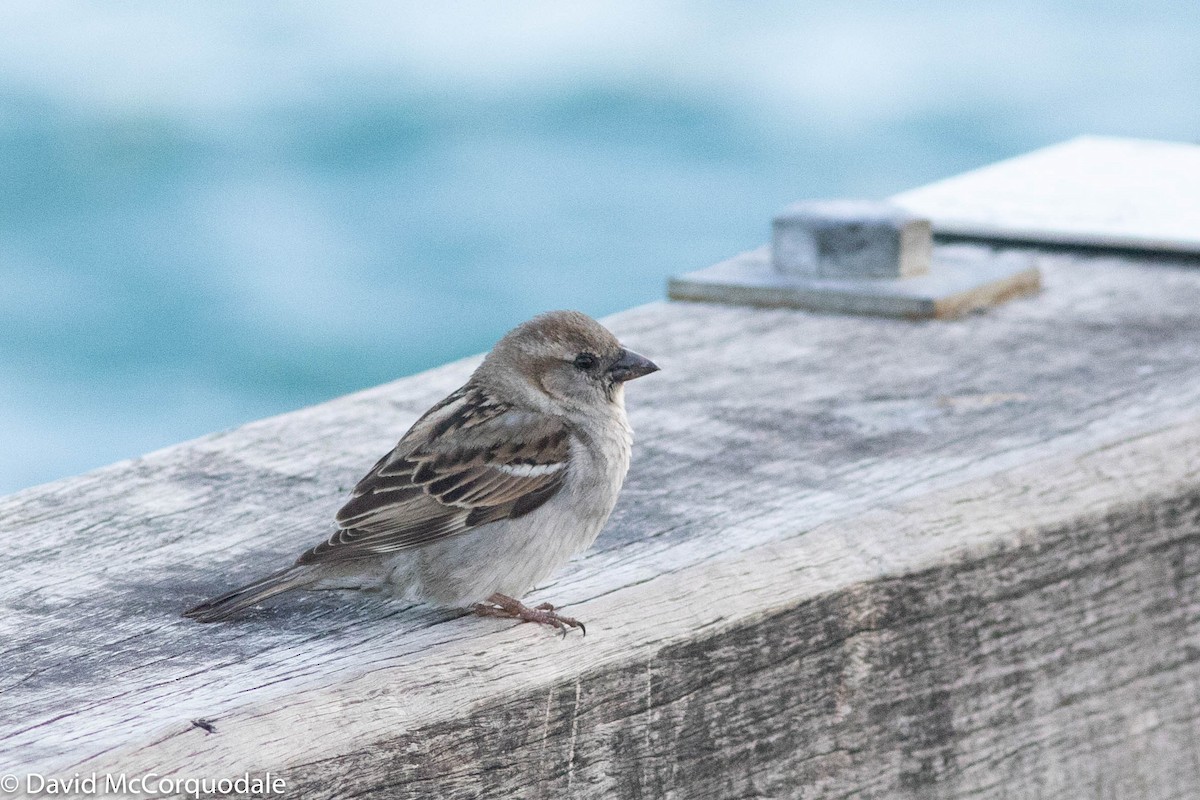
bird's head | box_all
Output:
[478,310,659,417]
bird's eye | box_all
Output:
[573,352,598,371]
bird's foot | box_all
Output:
[473,593,586,637]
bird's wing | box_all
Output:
[299,386,571,564]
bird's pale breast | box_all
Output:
[386,408,633,606]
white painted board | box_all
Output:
[892,136,1200,254]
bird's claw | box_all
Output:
[474,594,586,637]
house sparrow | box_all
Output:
[184,310,658,634]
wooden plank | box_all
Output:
[2,243,1200,797]
[893,136,1200,254]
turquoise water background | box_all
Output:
[2,1,1198,493]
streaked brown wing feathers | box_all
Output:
[302,386,570,564]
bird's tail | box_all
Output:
[183,565,313,623]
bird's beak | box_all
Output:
[609,349,659,383]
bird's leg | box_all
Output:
[473,593,586,637]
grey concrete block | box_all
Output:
[772,200,931,279]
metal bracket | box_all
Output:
[668,200,1041,319]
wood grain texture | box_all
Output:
[2,243,1200,798]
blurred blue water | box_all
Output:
[1,1,1198,493]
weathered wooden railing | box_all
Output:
[3,139,1199,799]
